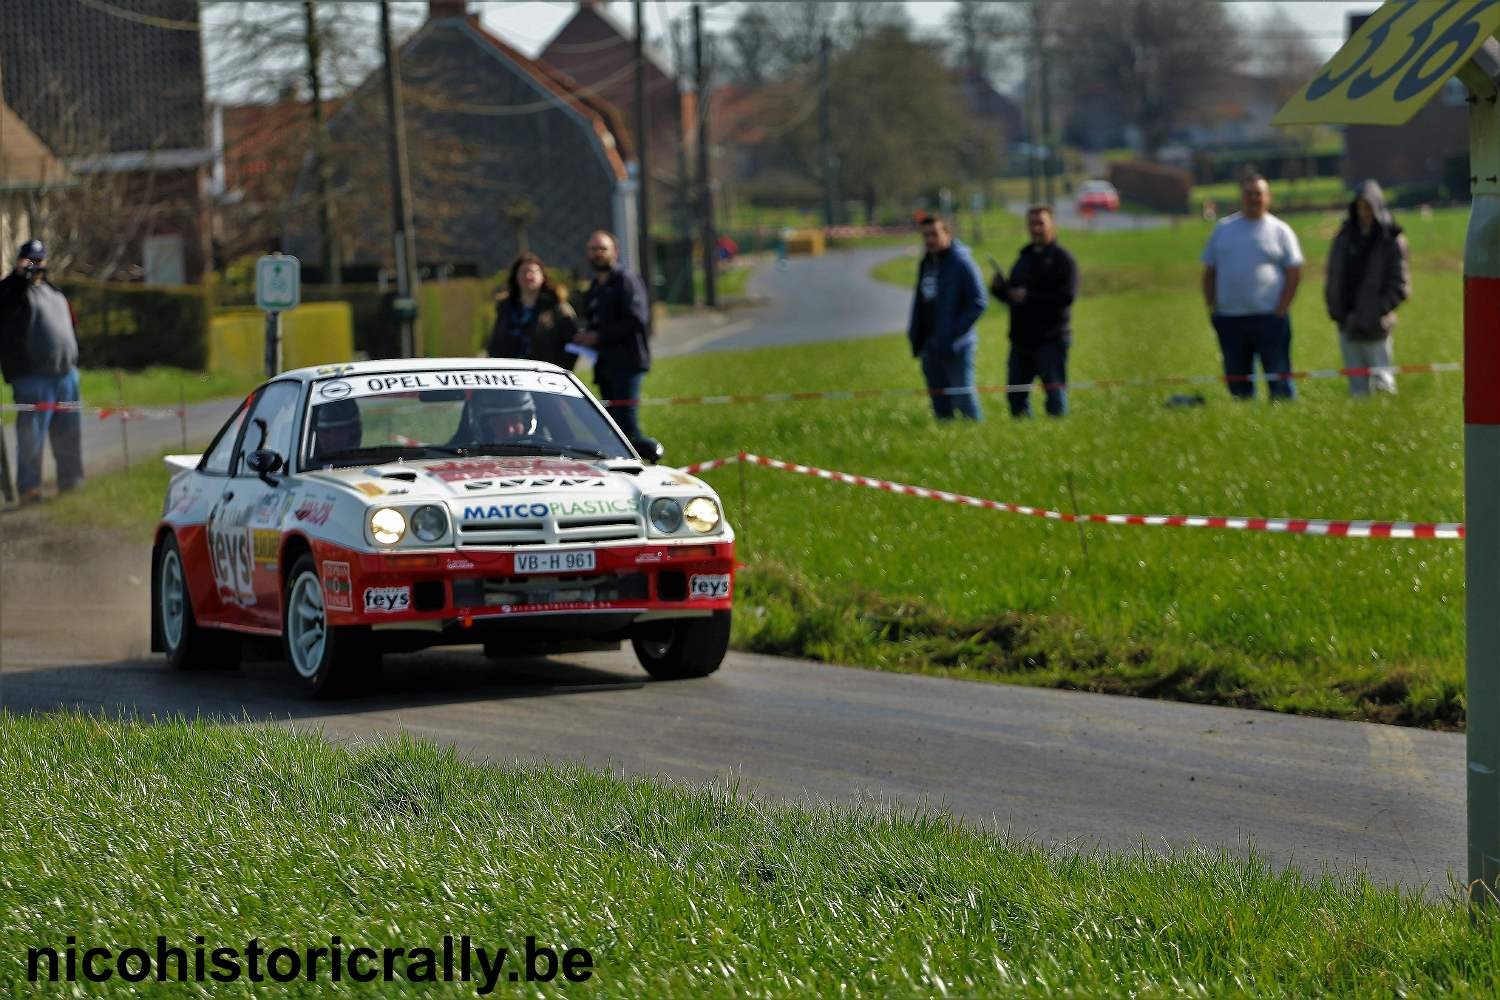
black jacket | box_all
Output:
[996,242,1078,345]
[487,287,580,370]
[583,266,651,373]
[1324,179,1411,340]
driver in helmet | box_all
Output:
[465,390,537,443]
[310,399,361,460]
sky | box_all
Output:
[469,1,1363,61]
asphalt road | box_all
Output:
[656,247,914,357]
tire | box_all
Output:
[631,611,730,680]
[282,554,381,697]
[155,534,242,671]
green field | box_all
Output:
[5,714,1499,997]
[639,207,1472,727]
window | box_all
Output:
[200,398,250,476]
[233,381,302,476]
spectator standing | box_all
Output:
[0,240,83,502]
[906,213,987,421]
[994,205,1078,418]
[1324,180,1411,397]
[1201,174,1305,401]
[487,252,580,371]
[574,230,661,458]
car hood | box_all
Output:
[302,455,712,504]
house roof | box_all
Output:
[457,18,634,177]
[222,100,341,190]
[539,0,674,80]
[0,100,69,189]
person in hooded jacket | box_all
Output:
[906,213,987,420]
[487,252,579,371]
[1324,180,1411,397]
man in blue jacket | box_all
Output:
[907,214,987,421]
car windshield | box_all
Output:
[302,368,634,469]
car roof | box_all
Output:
[1080,180,1115,191]
[276,357,570,385]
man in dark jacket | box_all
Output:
[1324,180,1411,396]
[574,230,661,459]
[994,205,1078,417]
[0,239,83,502]
[906,214,987,420]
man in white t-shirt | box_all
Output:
[1200,173,1305,400]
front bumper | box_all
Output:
[311,538,735,627]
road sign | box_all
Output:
[255,254,301,312]
[1274,0,1500,126]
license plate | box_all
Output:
[513,550,596,574]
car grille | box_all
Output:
[456,509,644,547]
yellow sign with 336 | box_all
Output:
[1274,0,1500,126]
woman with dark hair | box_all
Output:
[487,252,580,370]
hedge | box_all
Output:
[59,279,211,371]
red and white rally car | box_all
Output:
[151,359,734,695]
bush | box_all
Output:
[1107,161,1193,214]
[60,279,211,371]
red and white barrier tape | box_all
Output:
[599,362,1461,408]
[680,452,1464,540]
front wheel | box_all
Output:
[631,611,730,680]
[283,554,380,697]
[155,534,241,671]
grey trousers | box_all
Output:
[1338,327,1396,396]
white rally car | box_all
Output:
[150,359,734,695]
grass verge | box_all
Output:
[4,714,1497,998]
[2,367,257,425]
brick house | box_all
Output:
[0,0,213,283]
[289,1,637,278]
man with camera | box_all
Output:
[0,240,83,502]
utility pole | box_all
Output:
[693,4,716,309]
[633,0,654,331]
[304,0,340,289]
[1038,5,1055,206]
[1026,2,1042,204]
[819,33,836,227]
[379,0,419,357]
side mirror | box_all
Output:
[246,449,285,481]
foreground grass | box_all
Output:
[3,715,1496,997]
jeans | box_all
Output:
[919,341,981,421]
[1212,313,1295,400]
[11,369,84,495]
[1338,327,1396,396]
[1007,339,1069,417]
[595,368,646,442]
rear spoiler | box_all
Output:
[163,454,201,474]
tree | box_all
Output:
[761,24,971,223]
[946,0,1018,81]
[1052,0,1243,159]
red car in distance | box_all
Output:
[1076,180,1120,213]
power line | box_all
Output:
[71,0,201,31]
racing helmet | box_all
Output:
[468,390,536,441]
[312,399,361,456]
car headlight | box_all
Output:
[683,496,720,533]
[648,497,683,533]
[370,507,406,545]
[411,504,447,542]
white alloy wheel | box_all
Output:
[287,570,327,679]
[159,547,186,651]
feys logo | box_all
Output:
[364,586,410,614]
[428,459,603,483]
